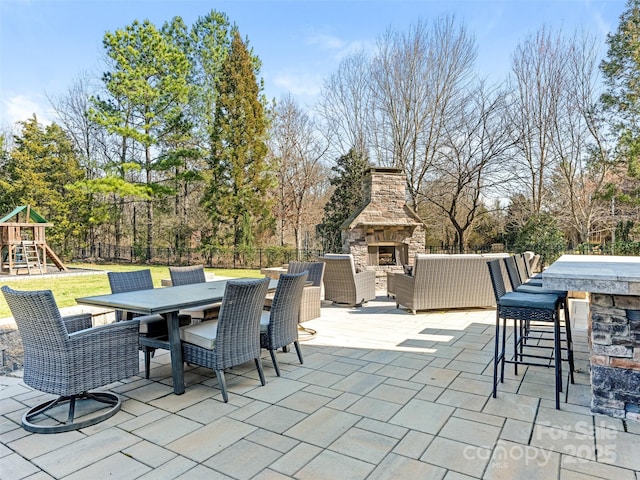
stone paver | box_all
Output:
[329,426,397,464]
[0,295,638,479]
[202,438,282,479]
[390,398,455,434]
[423,436,491,477]
[483,439,561,480]
[295,448,375,480]
[285,407,360,447]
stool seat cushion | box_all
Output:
[498,292,560,310]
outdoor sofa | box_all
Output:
[390,253,509,313]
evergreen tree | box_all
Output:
[319,149,369,252]
[203,29,273,253]
[502,194,533,247]
[91,19,191,259]
[601,0,640,183]
[515,213,567,267]
[190,10,233,146]
[0,116,88,253]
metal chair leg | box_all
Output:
[293,341,303,365]
[493,311,500,398]
[216,370,228,403]
[269,349,280,377]
[255,358,266,385]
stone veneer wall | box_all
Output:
[590,293,640,421]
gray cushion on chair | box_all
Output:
[259,310,270,333]
[178,303,221,322]
[498,292,559,310]
[136,314,168,335]
[179,320,219,350]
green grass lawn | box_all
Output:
[0,263,261,320]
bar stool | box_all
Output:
[504,256,575,385]
[486,259,573,409]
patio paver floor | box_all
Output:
[1,295,639,479]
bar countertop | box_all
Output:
[542,254,640,295]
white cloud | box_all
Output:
[1,94,54,127]
[305,32,375,61]
[271,72,324,100]
[305,33,346,51]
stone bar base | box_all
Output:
[590,293,640,421]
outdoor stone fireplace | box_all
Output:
[341,167,426,288]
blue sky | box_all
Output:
[0,0,628,128]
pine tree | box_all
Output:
[91,19,191,259]
[319,149,369,252]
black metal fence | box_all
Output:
[71,241,640,270]
[72,243,325,270]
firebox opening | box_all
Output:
[378,246,395,266]
[368,244,406,266]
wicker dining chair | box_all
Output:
[168,265,221,323]
[169,264,206,285]
[1,286,140,433]
[263,261,325,338]
[179,277,270,402]
[107,269,188,379]
[260,271,308,376]
[287,261,325,324]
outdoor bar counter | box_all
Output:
[543,254,640,420]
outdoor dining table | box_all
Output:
[76,277,278,395]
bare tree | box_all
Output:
[508,27,616,246]
[48,72,104,179]
[316,51,372,160]
[369,16,476,211]
[48,72,122,250]
[550,31,614,246]
[424,82,513,252]
[507,27,568,215]
[269,95,329,253]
